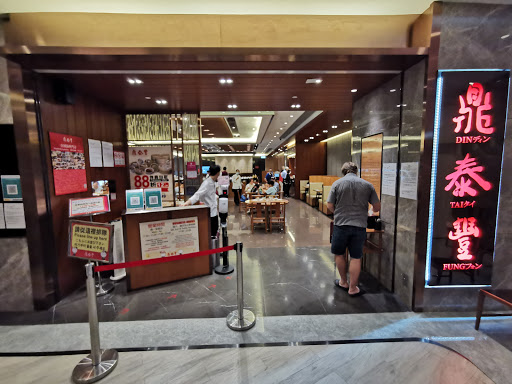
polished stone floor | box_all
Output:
[0,199,406,325]
[0,341,492,384]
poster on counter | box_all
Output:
[0,204,5,229]
[50,132,88,195]
[114,151,126,167]
[102,141,114,168]
[381,163,397,196]
[139,217,199,260]
[126,189,144,211]
[69,195,110,217]
[144,188,163,210]
[128,146,173,201]
[68,220,113,263]
[4,203,26,229]
[399,162,419,200]
[1,175,23,201]
[88,139,103,168]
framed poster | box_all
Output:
[128,147,173,201]
[49,132,87,195]
[1,175,22,201]
[144,188,162,210]
[425,69,510,287]
[126,189,144,211]
[69,196,110,217]
[114,151,126,167]
[361,133,383,199]
[68,220,114,263]
[139,217,199,260]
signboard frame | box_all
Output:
[68,220,114,263]
[69,195,111,218]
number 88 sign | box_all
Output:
[134,175,150,188]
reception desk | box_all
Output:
[122,205,211,290]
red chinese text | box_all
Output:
[445,153,492,197]
[452,82,495,135]
[448,217,480,261]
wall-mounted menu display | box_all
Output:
[50,132,87,195]
[128,147,173,202]
[426,70,510,287]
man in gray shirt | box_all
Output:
[327,162,381,297]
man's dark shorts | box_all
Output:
[331,225,366,259]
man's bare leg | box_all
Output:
[335,254,349,288]
[348,258,361,295]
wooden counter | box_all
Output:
[122,205,211,290]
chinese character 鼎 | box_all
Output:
[452,82,495,135]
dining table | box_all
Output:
[245,198,289,231]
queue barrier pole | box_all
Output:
[72,263,118,383]
[226,242,256,331]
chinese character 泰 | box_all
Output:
[448,217,480,261]
[445,153,492,197]
[452,82,495,135]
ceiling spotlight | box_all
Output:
[208,133,214,136]
[226,79,233,84]
[291,104,296,108]
[135,79,143,84]
[232,104,238,109]
[290,115,294,118]
[323,130,328,133]
[316,134,320,136]
[274,135,277,137]
[127,78,143,85]
[219,79,226,84]
[351,89,358,93]
[501,34,510,39]
[296,104,301,108]
[390,89,397,93]
[161,100,167,104]
[252,128,256,131]
[284,122,288,125]
[309,136,314,139]
[228,105,233,108]
[203,129,210,132]
[315,79,322,84]
[127,78,135,84]
[145,96,151,99]
[304,139,309,142]
[331,125,338,128]
[292,95,298,99]
[155,99,163,104]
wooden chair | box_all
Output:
[268,201,286,232]
[250,202,267,232]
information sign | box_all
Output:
[1,175,22,201]
[144,188,163,210]
[69,196,110,217]
[126,189,144,211]
[50,132,87,195]
[68,220,113,263]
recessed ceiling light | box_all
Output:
[291,104,296,108]
[127,78,135,84]
[316,134,320,136]
[304,139,309,142]
[290,115,294,118]
[280,127,283,130]
[208,133,214,135]
[135,79,143,84]
[390,89,397,93]
[228,105,233,108]
[252,128,256,131]
[296,104,301,108]
[203,129,210,132]
[145,96,151,99]
[332,125,337,128]
[219,79,226,84]
[284,122,288,125]
[232,104,238,108]
[309,136,314,139]
[501,34,510,39]
[351,89,358,93]
[323,130,328,133]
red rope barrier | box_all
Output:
[94,245,235,272]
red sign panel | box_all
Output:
[426,70,510,287]
[49,132,87,195]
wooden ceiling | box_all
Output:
[201,117,232,139]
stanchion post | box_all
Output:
[72,263,118,384]
[226,242,256,331]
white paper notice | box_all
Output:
[400,162,419,200]
[88,139,103,167]
[381,163,397,196]
[102,141,114,168]
[139,217,199,260]
[4,203,26,229]
[0,204,5,229]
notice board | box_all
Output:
[49,132,87,195]
[361,133,383,199]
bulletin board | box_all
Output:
[360,133,383,198]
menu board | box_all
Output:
[361,133,383,199]
[128,147,173,201]
[426,70,510,287]
[50,132,87,195]
[139,217,199,260]
[68,220,113,263]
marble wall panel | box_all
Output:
[421,2,512,310]
[327,132,352,176]
[395,59,426,308]
[352,76,401,291]
[0,57,13,125]
[0,237,33,311]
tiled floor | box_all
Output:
[0,199,407,325]
[0,341,493,384]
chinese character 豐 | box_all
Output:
[448,217,480,261]
[445,153,492,197]
[452,82,495,135]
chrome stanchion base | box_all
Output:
[215,264,234,275]
[226,309,256,331]
[96,282,114,297]
[72,349,118,384]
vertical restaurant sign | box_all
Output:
[128,146,173,201]
[426,70,510,287]
[49,132,87,195]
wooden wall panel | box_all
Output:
[38,76,128,297]
[294,142,327,197]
